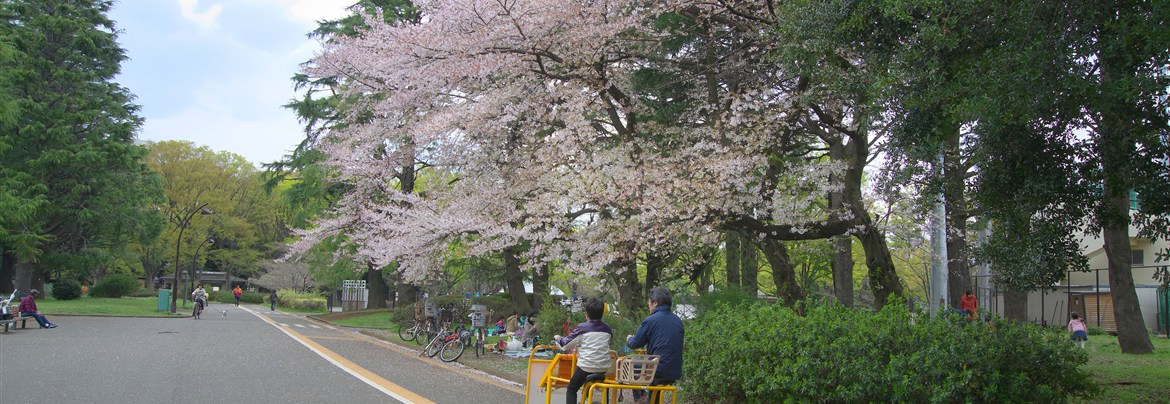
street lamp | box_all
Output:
[191,237,214,296]
[170,203,212,313]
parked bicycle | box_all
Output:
[420,323,466,362]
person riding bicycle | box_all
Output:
[191,284,208,316]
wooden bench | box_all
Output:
[1,315,32,333]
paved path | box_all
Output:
[0,305,524,404]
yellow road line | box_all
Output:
[246,308,434,404]
[305,336,362,341]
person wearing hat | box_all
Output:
[19,289,57,329]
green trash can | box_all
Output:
[158,289,171,312]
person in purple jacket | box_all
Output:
[554,297,612,404]
[626,286,683,404]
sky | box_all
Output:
[109,0,356,166]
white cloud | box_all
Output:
[246,0,354,26]
[178,0,223,30]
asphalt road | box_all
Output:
[0,305,524,404]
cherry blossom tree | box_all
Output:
[294,0,901,309]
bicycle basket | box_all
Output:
[615,354,659,385]
[470,312,485,327]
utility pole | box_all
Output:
[930,155,949,317]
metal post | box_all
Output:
[1095,269,1101,328]
[929,154,948,317]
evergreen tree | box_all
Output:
[0,0,162,292]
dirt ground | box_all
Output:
[358,328,532,384]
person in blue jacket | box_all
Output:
[626,286,683,404]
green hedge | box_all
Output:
[212,290,265,304]
[682,301,1098,403]
[52,279,83,300]
[274,290,325,311]
[90,274,140,298]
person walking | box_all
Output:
[626,287,683,404]
[232,286,243,307]
[19,289,57,329]
[269,290,278,311]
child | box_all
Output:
[553,298,612,404]
[490,318,506,336]
[1068,312,1088,349]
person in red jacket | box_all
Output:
[232,286,243,307]
[959,290,977,321]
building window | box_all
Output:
[1132,250,1144,266]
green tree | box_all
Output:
[145,140,284,310]
[0,0,162,293]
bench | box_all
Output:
[1,315,32,333]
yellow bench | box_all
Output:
[525,345,677,404]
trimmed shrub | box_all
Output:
[275,289,326,311]
[52,279,83,301]
[682,301,1098,403]
[240,291,265,304]
[90,274,141,298]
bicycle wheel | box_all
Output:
[474,331,486,358]
[398,320,417,341]
[422,333,445,357]
[415,323,431,346]
[439,338,465,362]
[194,301,203,319]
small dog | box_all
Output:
[219,309,228,318]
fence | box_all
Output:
[341,280,368,312]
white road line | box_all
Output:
[279,323,289,327]
[310,325,321,329]
[295,324,306,328]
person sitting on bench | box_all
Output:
[19,289,57,329]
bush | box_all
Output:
[536,302,570,345]
[90,274,141,298]
[52,279,83,301]
[128,288,156,298]
[275,289,326,311]
[681,301,1098,403]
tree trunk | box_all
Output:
[944,123,971,308]
[614,257,643,315]
[740,238,758,297]
[1003,288,1027,322]
[854,215,903,308]
[842,134,903,308]
[13,260,35,292]
[502,247,532,314]
[644,253,664,297]
[0,252,15,294]
[532,262,550,312]
[725,232,741,288]
[828,138,854,307]
[397,281,419,308]
[1098,44,1154,354]
[758,239,803,305]
[831,237,854,307]
[365,263,388,309]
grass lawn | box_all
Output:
[35,295,192,317]
[317,309,511,346]
[1073,334,1170,403]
